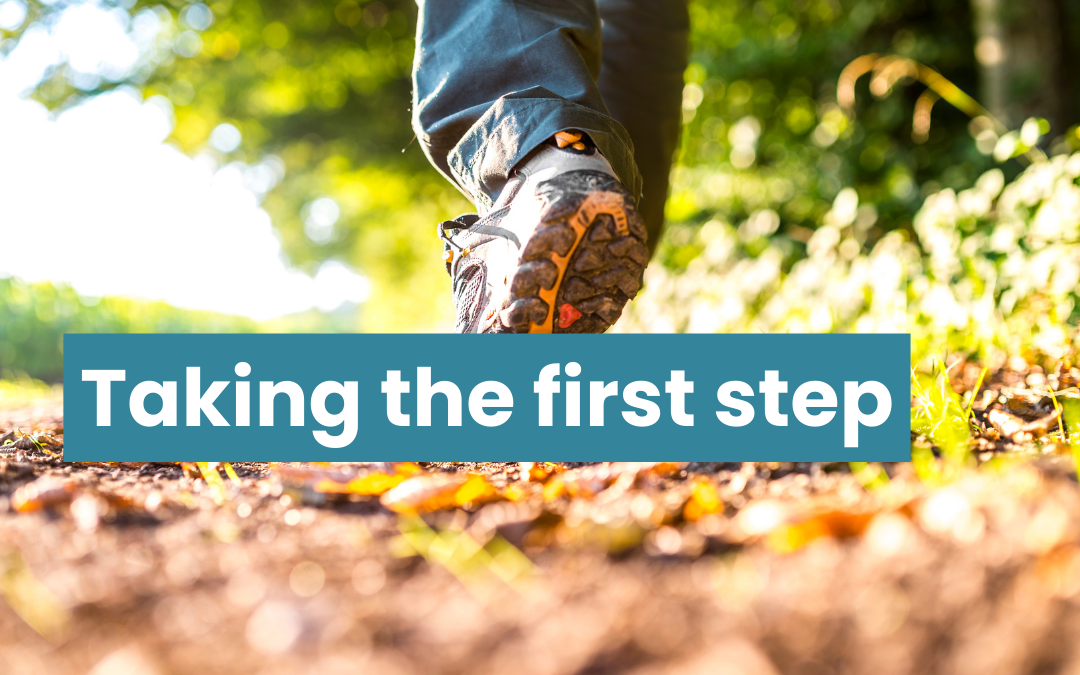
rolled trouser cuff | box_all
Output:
[445,86,642,213]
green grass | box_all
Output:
[0,376,61,410]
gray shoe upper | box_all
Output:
[439,138,622,333]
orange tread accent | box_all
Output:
[528,191,631,333]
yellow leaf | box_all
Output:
[315,472,407,496]
[381,473,502,513]
[502,482,532,502]
[380,474,467,514]
[683,478,722,521]
[542,476,567,501]
[453,474,499,507]
[0,548,69,638]
[394,462,424,476]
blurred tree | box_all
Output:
[972,0,1079,131]
[8,0,465,332]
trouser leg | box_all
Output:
[597,0,690,254]
[411,0,642,213]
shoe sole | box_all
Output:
[500,171,649,333]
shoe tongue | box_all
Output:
[488,173,526,212]
[518,144,619,183]
[484,139,616,214]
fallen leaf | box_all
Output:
[520,462,562,483]
[10,479,78,513]
[767,510,876,553]
[315,472,408,496]
[381,473,500,514]
[277,462,423,496]
[729,498,880,552]
[502,482,534,502]
[544,462,684,500]
[683,478,723,522]
[0,547,69,638]
[455,474,500,506]
[988,408,1061,442]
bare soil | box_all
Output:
[4,385,1080,675]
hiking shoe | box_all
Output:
[439,130,649,333]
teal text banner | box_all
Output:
[64,333,911,462]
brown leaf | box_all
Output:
[988,408,1061,442]
[728,497,882,552]
[10,479,77,513]
[987,409,1026,439]
[543,462,684,501]
[765,510,875,552]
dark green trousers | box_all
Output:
[412,0,690,253]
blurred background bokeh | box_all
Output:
[3,0,1080,383]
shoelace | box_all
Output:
[437,203,520,270]
[434,130,596,257]
[437,216,475,265]
[437,130,593,269]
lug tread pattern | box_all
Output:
[501,170,647,334]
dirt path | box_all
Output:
[4,386,1080,675]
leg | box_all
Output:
[414,0,651,334]
[597,0,690,254]
[412,0,642,212]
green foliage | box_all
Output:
[13,0,468,331]
[671,0,990,248]
[0,274,395,380]
[123,0,469,331]
[905,152,1080,359]
[7,0,1008,333]
[5,0,1079,359]
[909,358,974,485]
[910,363,970,461]
[1062,397,1080,476]
[0,277,258,381]
[0,375,59,409]
[0,276,381,381]
[622,130,1080,362]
